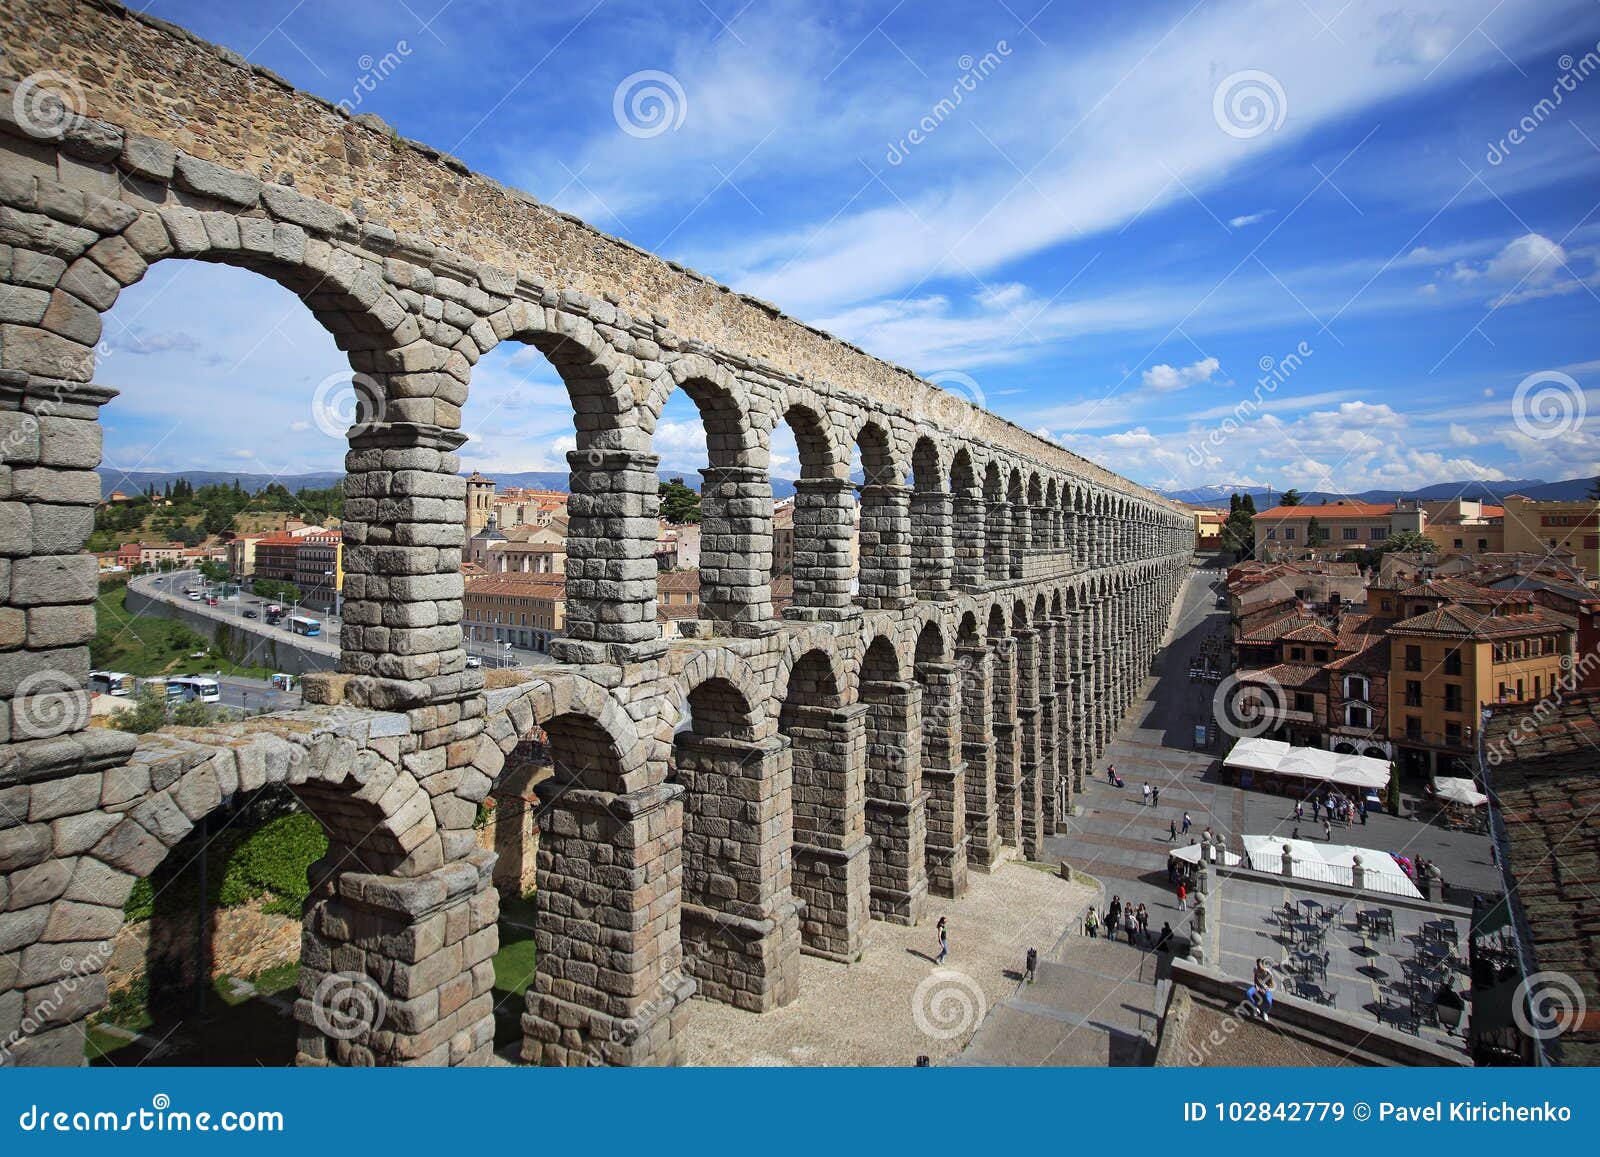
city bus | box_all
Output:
[289,616,321,637]
[88,671,135,697]
[167,675,222,704]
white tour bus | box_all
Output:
[88,671,135,697]
[167,675,222,704]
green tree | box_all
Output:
[1306,516,1327,547]
[1385,762,1401,817]
[1280,488,1304,506]
[1379,529,1435,556]
[252,578,302,604]
[659,477,701,524]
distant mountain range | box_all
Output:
[99,469,1599,508]
[99,468,803,501]
[1159,477,1599,507]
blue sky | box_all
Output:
[99,0,1600,495]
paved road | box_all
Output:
[135,568,553,670]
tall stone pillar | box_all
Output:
[986,501,1011,583]
[990,636,1020,848]
[862,677,929,924]
[1013,628,1044,860]
[1071,610,1090,792]
[857,482,913,609]
[787,477,857,619]
[910,488,954,600]
[952,493,986,592]
[556,447,666,665]
[525,781,695,1066]
[917,661,970,898]
[1051,614,1073,829]
[697,464,775,634]
[787,702,872,961]
[1010,505,1029,579]
[956,644,1001,870]
[300,851,499,1066]
[671,733,802,1011]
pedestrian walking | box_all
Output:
[1106,763,1117,784]
[1169,819,1178,842]
[1108,895,1122,930]
[1142,782,1151,806]
[1359,800,1368,826]
[1152,786,1161,807]
[934,916,948,964]
[1181,812,1192,835]
[1295,802,1303,823]
[1084,907,1100,937]
[1025,946,1038,984]
[1311,797,1320,821]
[1124,908,1137,945]
[1176,881,1187,910]
[1324,818,1332,842]
[1137,903,1149,941]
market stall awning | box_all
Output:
[1432,777,1488,807]
[1240,834,1421,899]
[1223,737,1390,790]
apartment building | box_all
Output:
[1501,494,1600,576]
[462,572,567,654]
[294,530,343,613]
[1253,499,1426,560]
[1421,498,1504,556]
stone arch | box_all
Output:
[778,647,869,960]
[652,354,771,632]
[909,435,953,602]
[1027,472,1045,552]
[983,460,1008,583]
[36,722,475,1068]
[480,299,637,444]
[774,394,852,619]
[1006,468,1027,580]
[949,447,984,593]
[860,633,925,922]
[855,420,910,608]
[669,667,801,1012]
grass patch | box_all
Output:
[123,811,327,923]
[493,931,538,999]
[250,962,301,998]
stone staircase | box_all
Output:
[952,930,1172,1066]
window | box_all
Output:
[1443,647,1461,675]
[1370,528,1386,540]
[1346,676,1369,701]
[1406,716,1422,740]
[1266,529,1277,540]
[1405,680,1423,707]
[1290,646,1305,660]
[1347,704,1371,729]
[1534,675,1542,699]
[1444,684,1462,712]
[1313,649,1329,661]
[1445,721,1463,745]
[1453,538,1463,548]
[1343,527,1358,541]
[1405,645,1422,672]
[1284,527,1297,541]
[1294,692,1314,713]
[1412,604,1429,617]
[1478,539,1489,550]
[1381,598,1393,612]
[1516,679,1525,699]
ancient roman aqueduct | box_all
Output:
[0,0,1191,1066]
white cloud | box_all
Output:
[1228,211,1272,228]
[1142,356,1222,392]
[1448,423,1480,447]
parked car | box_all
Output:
[464,655,483,669]
[243,610,257,619]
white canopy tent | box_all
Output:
[1224,737,1390,791]
[1432,777,1488,807]
[1169,843,1244,868]
[1241,834,1421,899]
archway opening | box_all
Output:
[861,635,925,924]
[772,404,850,618]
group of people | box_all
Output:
[1293,790,1367,835]
[1084,897,1174,954]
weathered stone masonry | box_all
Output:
[0,0,1191,1067]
